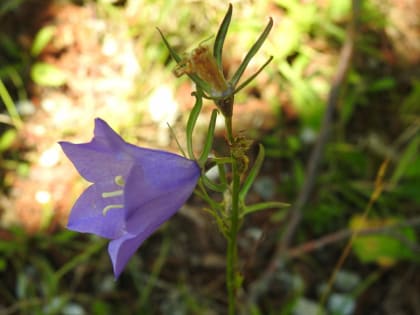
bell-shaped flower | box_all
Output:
[59,118,200,277]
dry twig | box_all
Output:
[287,216,420,258]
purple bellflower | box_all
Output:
[59,118,200,277]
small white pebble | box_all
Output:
[39,145,60,167]
[35,191,51,204]
[300,127,317,144]
[102,35,118,56]
[148,85,179,125]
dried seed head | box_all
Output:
[174,45,228,95]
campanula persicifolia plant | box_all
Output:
[60,4,287,314]
[159,5,288,313]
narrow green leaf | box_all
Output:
[217,163,228,188]
[230,17,273,87]
[157,28,213,95]
[0,129,16,152]
[390,135,420,185]
[241,201,289,218]
[214,3,232,69]
[191,75,213,96]
[196,180,224,213]
[198,109,218,166]
[239,144,265,201]
[157,27,182,63]
[0,79,22,128]
[233,56,273,94]
[211,157,233,165]
[2,65,27,100]
[31,25,56,57]
[167,122,187,158]
[31,62,67,87]
[186,90,203,159]
[202,173,226,192]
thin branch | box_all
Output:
[287,216,420,258]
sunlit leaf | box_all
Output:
[213,3,232,69]
[233,56,273,94]
[241,201,289,218]
[31,25,56,57]
[198,109,218,166]
[31,62,67,87]
[230,17,273,87]
[0,79,22,128]
[239,143,265,201]
[186,90,203,159]
[350,215,417,267]
[202,173,226,193]
[0,128,16,152]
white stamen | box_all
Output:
[101,175,125,216]
[101,190,123,198]
[102,204,124,216]
[115,175,125,186]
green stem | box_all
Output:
[225,116,234,144]
[226,235,236,315]
[0,79,22,129]
[225,114,240,315]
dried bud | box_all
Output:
[174,45,228,95]
[230,135,254,174]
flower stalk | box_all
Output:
[226,155,241,315]
[159,4,284,314]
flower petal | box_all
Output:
[60,141,132,182]
[107,160,199,277]
[125,147,201,191]
[59,119,133,182]
[123,163,199,234]
[108,232,149,278]
[92,118,128,153]
[67,183,126,239]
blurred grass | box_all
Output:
[0,0,419,314]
